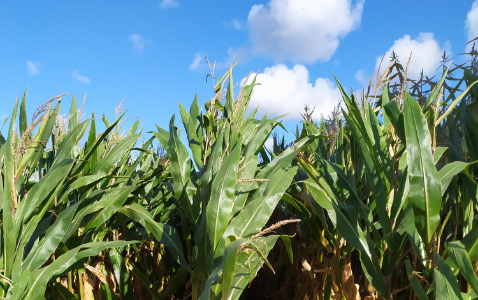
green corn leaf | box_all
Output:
[179,102,191,132]
[423,67,448,112]
[462,225,478,261]
[333,202,387,297]
[405,260,428,300]
[74,111,127,175]
[439,161,469,196]
[19,158,73,223]
[206,139,242,250]
[462,108,478,161]
[436,254,463,300]
[257,134,319,179]
[179,97,204,169]
[168,115,199,223]
[102,113,111,128]
[90,134,140,176]
[224,67,234,121]
[189,95,205,169]
[16,101,60,179]
[127,261,161,299]
[222,236,278,300]
[299,151,387,296]
[22,202,77,272]
[84,185,134,231]
[224,167,297,238]
[221,238,247,299]
[153,125,170,151]
[3,96,19,279]
[303,178,334,212]
[56,174,108,205]
[201,129,224,192]
[59,191,108,243]
[383,99,406,142]
[390,167,410,225]
[231,155,259,216]
[434,147,448,165]
[323,161,372,223]
[19,90,28,137]
[108,247,130,298]
[127,120,140,135]
[280,236,293,263]
[447,241,478,294]
[11,215,39,281]
[342,110,392,234]
[52,119,90,166]
[435,79,478,126]
[434,269,461,300]
[233,75,256,129]
[243,118,277,158]
[119,203,189,270]
[84,111,98,172]
[12,241,135,300]
[69,94,78,130]
[404,92,441,245]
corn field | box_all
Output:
[1,47,478,299]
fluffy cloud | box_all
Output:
[243,64,341,121]
[128,34,148,51]
[72,70,90,83]
[466,1,478,45]
[189,53,203,70]
[159,0,179,9]
[376,33,450,80]
[247,0,364,64]
[26,61,41,76]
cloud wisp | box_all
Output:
[159,0,179,10]
[242,64,341,121]
[128,34,148,51]
[26,61,42,76]
[247,0,364,64]
[72,70,91,83]
[223,18,245,31]
[189,53,204,70]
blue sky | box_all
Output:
[1,0,477,140]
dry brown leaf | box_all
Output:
[84,263,116,293]
[83,278,95,300]
[342,263,360,300]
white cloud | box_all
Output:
[242,64,341,121]
[224,18,245,30]
[466,1,478,47]
[189,53,203,70]
[247,0,364,64]
[72,70,90,83]
[26,61,41,76]
[376,33,450,80]
[159,0,179,9]
[128,34,148,51]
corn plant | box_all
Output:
[146,66,319,299]
[0,93,160,299]
[286,58,478,298]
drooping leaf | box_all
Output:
[119,203,190,270]
[404,92,442,244]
